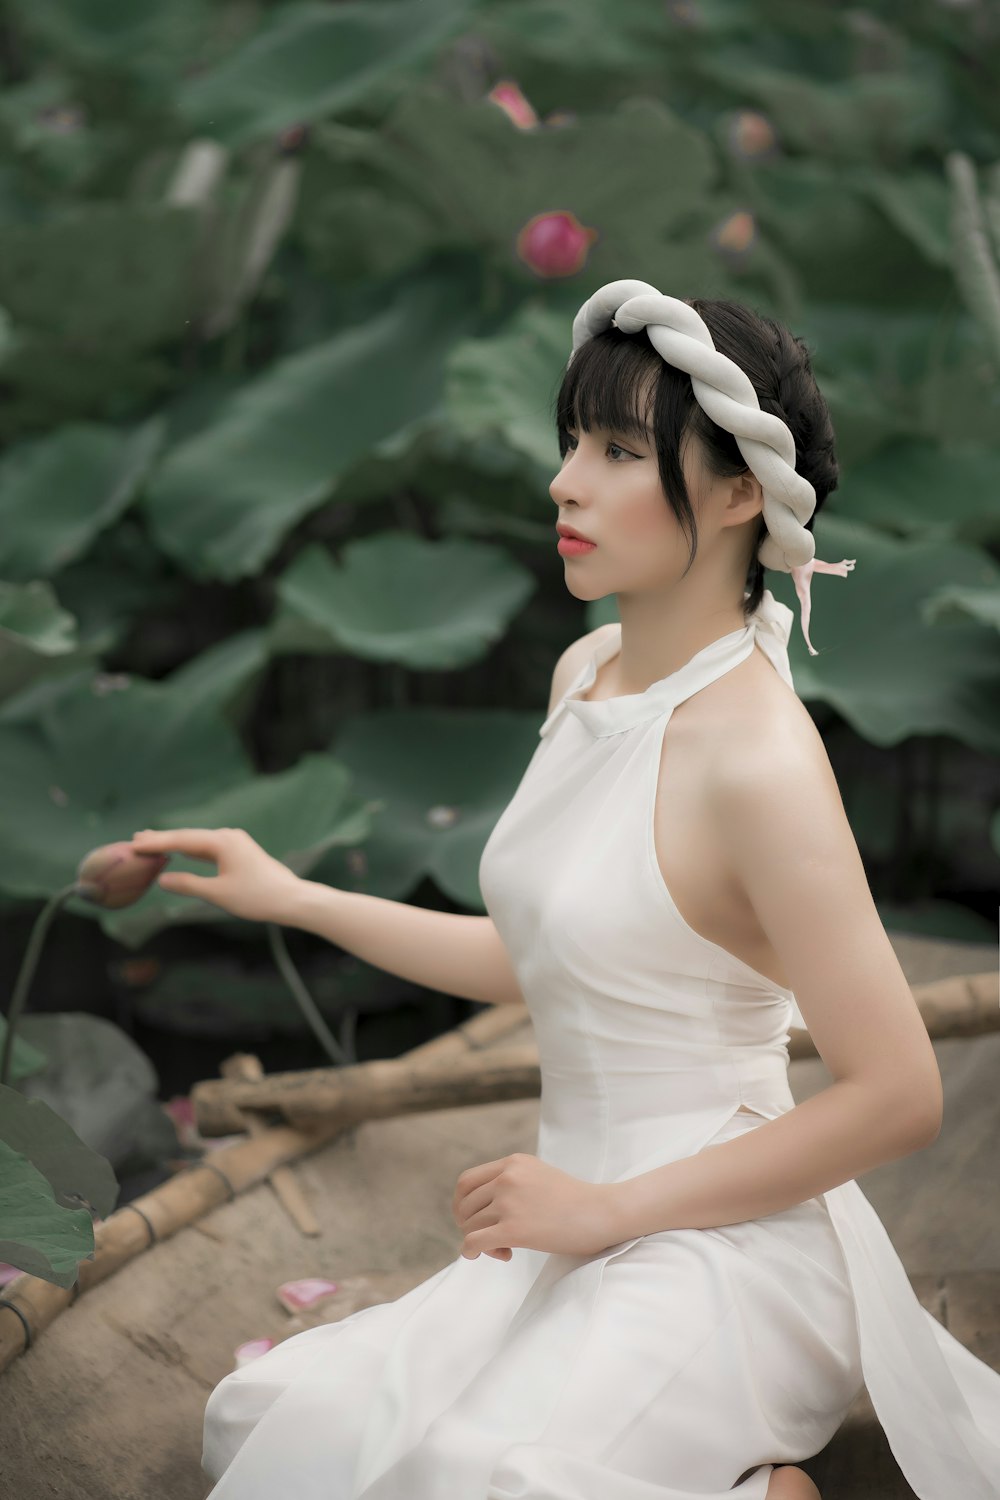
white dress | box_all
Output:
[201,588,1000,1499]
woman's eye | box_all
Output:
[562,434,634,462]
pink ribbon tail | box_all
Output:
[788,558,857,656]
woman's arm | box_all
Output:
[605,718,944,1239]
[283,884,526,1007]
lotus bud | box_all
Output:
[487,80,539,130]
[277,122,309,155]
[727,110,778,162]
[710,209,757,267]
[75,840,169,910]
[515,210,599,279]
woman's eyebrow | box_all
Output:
[563,420,651,444]
[613,424,652,445]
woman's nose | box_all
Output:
[550,448,583,502]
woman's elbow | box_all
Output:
[907,1078,944,1147]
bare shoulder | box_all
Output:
[703,653,849,877]
[707,650,833,788]
[704,656,942,1127]
[546,621,618,717]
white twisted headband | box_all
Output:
[569,279,855,656]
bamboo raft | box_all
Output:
[1,929,998,1500]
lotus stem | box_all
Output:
[264,922,350,1068]
[1,884,79,1089]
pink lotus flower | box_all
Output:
[487,80,538,130]
[516,210,599,279]
[709,209,757,264]
[727,111,778,161]
[75,840,169,910]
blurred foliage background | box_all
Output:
[1,0,999,1195]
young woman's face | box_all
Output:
[549,413,704,599]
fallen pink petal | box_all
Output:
[233,1338,276,1368]
[276,1278,340,1313]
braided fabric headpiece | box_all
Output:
[569,279,856,655]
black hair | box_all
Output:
[551,298,840,619]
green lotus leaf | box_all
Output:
[769,520,1000,753]
[0,1076,117,1218]
[0,676,251,902]
[315,709,543,909]
[921,582,1000,632]
[445,304,569,475]
[804,299,998,454]
[0,202,201,350]
[10,0,206,77]
[141,269,481,582]
[176,0,476,147]
[751,163,947,309]
[835,439,1000,544]
[0,204,203,438]
[480,0,699,74]
[162,628,273,724]
[0,415,165,581]
[0,580,81,704]
[270,534,536,668]
[0,1138,95,1289]
[849,166,952,268]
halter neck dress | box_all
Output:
[201,588,1000,1500]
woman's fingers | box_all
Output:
[131,828,224,861]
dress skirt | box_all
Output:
[202,1109,864,1499]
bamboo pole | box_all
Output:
[193,1041,540,1136]
[219,1053,321,1236]
[0,1000,530,1375]
[192,970,999,1135]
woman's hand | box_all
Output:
[129,827,302,924]
[452,1153,620,1261]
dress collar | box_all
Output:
[539,588,795,740]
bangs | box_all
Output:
[552,327,671,451]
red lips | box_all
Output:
[556,523,595,544]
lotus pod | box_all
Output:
[75,840,169,910]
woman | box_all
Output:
[133,281,1000,1498]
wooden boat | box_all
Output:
[0,929,997,1500]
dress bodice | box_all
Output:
[478,588,808,1187]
